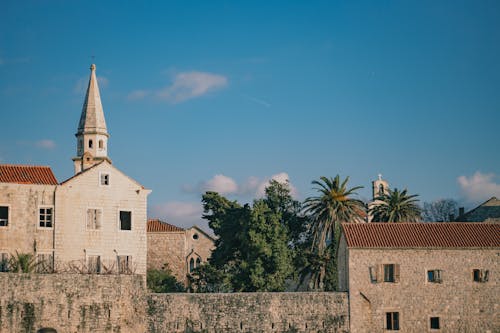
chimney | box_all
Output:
[449,214,455,222]
[459,207,465,216]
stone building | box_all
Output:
[455,196,500,222]
[0,64,150,275]
[147,218,215,284]
[337,222,499,332]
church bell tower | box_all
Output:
[72,64,111,174]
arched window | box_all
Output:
[378,184,384,196]
[196,258,201,267]
[89,140,93,148]
[98,140,104,149]
[189,258,195,272]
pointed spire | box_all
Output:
[77,64,108,137]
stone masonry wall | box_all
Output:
[0,274,146,333]
[147,292,349,333]
[1,273,349,333]
[348,248,499,333]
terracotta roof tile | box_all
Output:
[147,218,184,232]
[0,164,58,185]
[342,222,500,248]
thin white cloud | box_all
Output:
[202,174,238,194]
[149,201,204,229]
[35,139,56,150]
[184,172,298,198]
[156,71,228,103]
[74,76,109,94]
[458,171,500,203]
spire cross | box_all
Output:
[378,173,383,181]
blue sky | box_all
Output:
[1,1,499,229]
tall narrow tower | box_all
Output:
[72,64,111,174]
[372,174,389,200]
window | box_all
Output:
[86,209,102,230]
[193,233,199,240]
[100,173,110,186]
[430,317,440,329]
[36,253,54,273]
[384,264,399,283]
[378,184,384,196]
[39,208,53,228]
[87,255,101,273]
[120,211,132,230]
[473,269,489,282]
[427,269,442,283]
[189,258,195,272]
[196,258,201,267]
[117,255,132,274]
[98,140,104,149]
[88,139,93,148]
[0,253,9,272]
[0,206,8,227]
[369,266,378,283]
[386,312,399,330]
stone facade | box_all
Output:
[1,273,349,333]
[147,221,215,285]
[338,226,500,333]
[0,183,56,261]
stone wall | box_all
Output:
[1,273,349,333]
[346,248,499,333]
[147,292,349,333]
[0,274,146,333]
[147,231,186,281]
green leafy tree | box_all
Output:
[193,181,298,292]
[147,264,185,293]
[370,188,421,222]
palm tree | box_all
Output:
[303,175,366,254]
[369,188,421,222]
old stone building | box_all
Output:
[337,222,499,333]
[147,218,215,284]
[455,196,500,222]
[0,64,150,275]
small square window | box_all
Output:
[386,312,399,330]
[0,206,9,227]
[427,269,442,283]
[39,208,53,228]
[120,211,132,231]
[100,173,110,186]
[430,317,440,329]
[473,269,489,282]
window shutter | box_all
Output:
[96,210,102,229]
[483,270,489,282]
[369,266,378,283]
[378,264,384,283]
[87,209,92,229]
[394,264,400,282]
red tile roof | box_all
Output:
[0,164,58,185]
[342,222,500,248]
[147,218,184,232]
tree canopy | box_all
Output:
[370,188,421,222]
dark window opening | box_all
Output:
[0,206,8,227]
[100,173,109,185]
[428,269,442,283]
[196,258,201,267]
[386,312,399,330]
[430,317,440,329]
[89,139,93,148]
[193,233,199,240]
[99,140,104,149]
[0,253,9,272]
[39,208,53,228]
[473,269,489,282]
[189,258,195,272]
[384,264,395,282]
[120,211,132,230]
[378,184,384,196]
